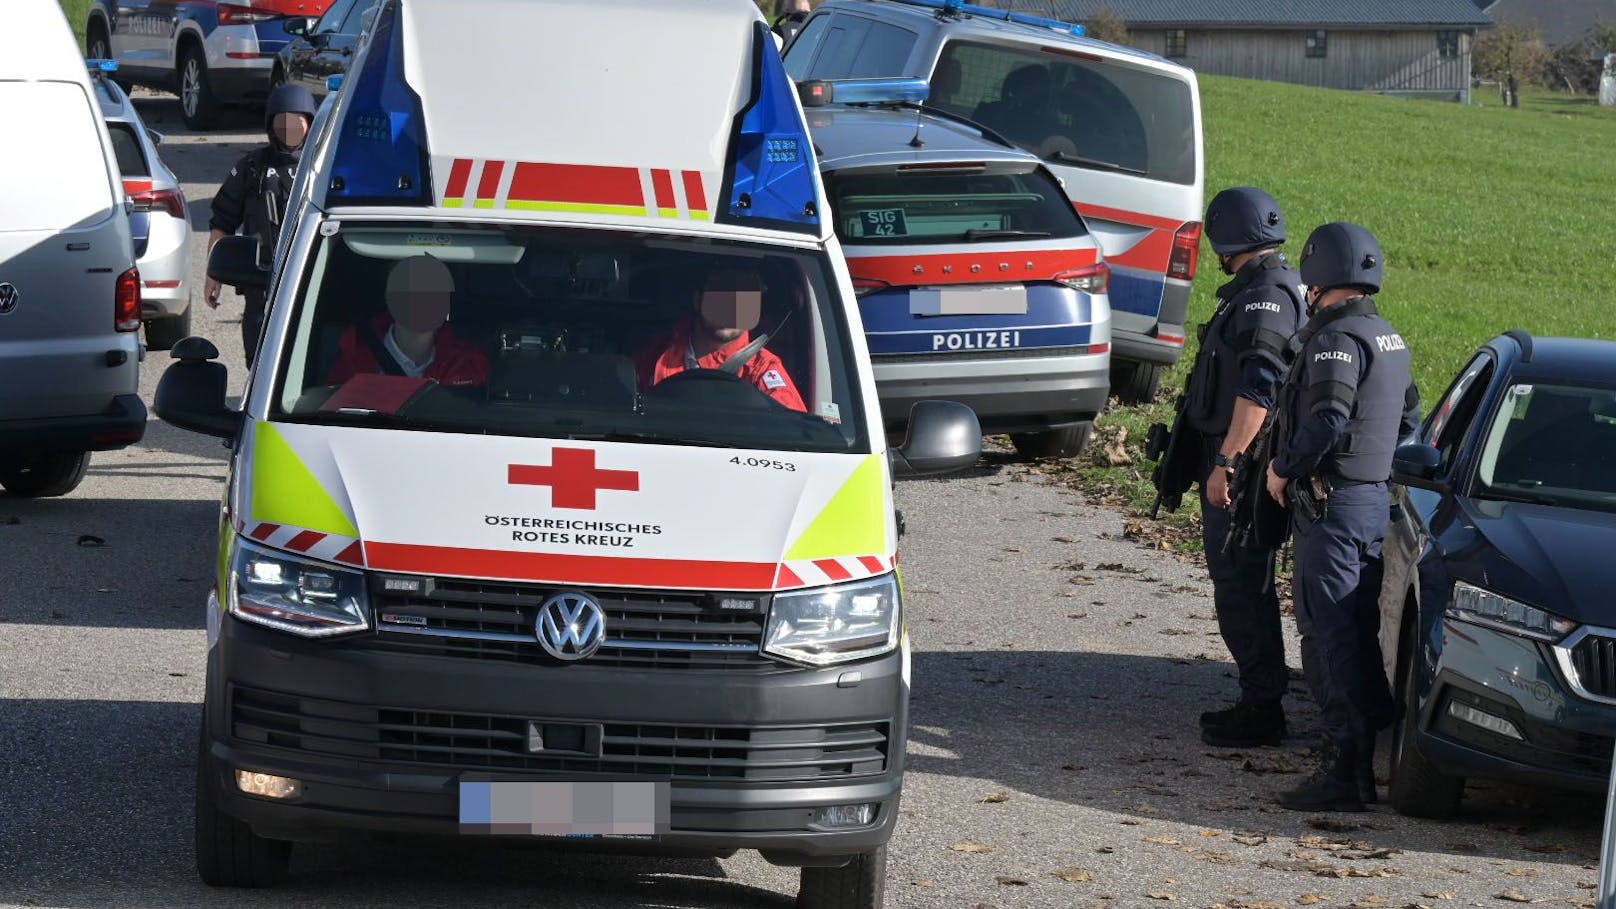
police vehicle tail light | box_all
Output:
[127,186,188,221]
[229,537,370,638]
[764,574,900,667]
[1055,262,1110,294]
[1446,581,1574,643]
[218,2,280,26]
[115,267,141,333]
[851,277,891,298]
[1168,221,1201,280]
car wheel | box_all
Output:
[267,66,286,97]
[1112,360,1163,406]
[1010,422,1093,460]
[145,305,193,352]
[0,451,91,498]
[86,20,111,61]
[179,45,223,130]
[194,721,291,887]
[1387,622,1465,819]
[797,845,885,909]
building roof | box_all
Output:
[1483,0,1616,45]
[992,0,1493,29]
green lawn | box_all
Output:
[1062,77,1616,535]
[59,0,88,51]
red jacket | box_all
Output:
[326,315,489,388]
[636,319,806,412]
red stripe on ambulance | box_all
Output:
[443,158,473,200]
[366,542,780,591]
[508,162,644,207]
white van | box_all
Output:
[0,0,145,498]
[784,0,1205,403]
[154,1,980,906]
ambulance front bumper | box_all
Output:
[202,616,907,863]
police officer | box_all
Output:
[206,83,317,366]
[1265,222,1420,811]
[772,0,811,42]
[1186,188,1306,748]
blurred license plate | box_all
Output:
[910,285,1028,316]
[459,780,669,836]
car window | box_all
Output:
[337,0,379,35]
[273,221,867,454]
[825,165,1086,245]
[782,13,831,80]
[1428,358,1493,472]
[1476,383,1616,511]
[800,17,917,80]
[1423,353,1489,452]
[313,0,358,35]
[931,40,1196,185]
[0,82,116,233]
[105,122,150,177]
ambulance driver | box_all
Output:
[636,268,806,412]
[326,254,489,387]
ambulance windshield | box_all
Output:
[271,222,866,453]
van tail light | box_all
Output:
[116,267,142,332]
[1054,261,1110,294]
[1168,221,1201,280]
[128,186,188,221]
[218,2,280,25]
[850,276,891,298]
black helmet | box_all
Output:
[264,83,317,134]
[1204,186,1285,257]
[1299,222,1383,294]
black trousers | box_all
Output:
[242,289,267,368]
[1199,449,1288,705]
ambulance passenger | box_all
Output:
[326,255,489,387]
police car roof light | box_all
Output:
[326,0,432,207]
[326,73,344,93]
[720,22,821,235]
[883,0,1086,37]
[800,78,929,107]
[86,58,119,74]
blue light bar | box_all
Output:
[85,58,118,74]
[326,0,432,206]
[888,0,1085,37]
[719,22,821,234]
[810,78,930,107]
[326,74,344,93]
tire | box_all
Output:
[1009,422,1093,460]
[145,304,193,352]
[179,44,223,130]
[1387,624,1465,819]
[86,19,111,61]
[0,451,91,498]
[1112,360,1164,406]
[194,723,291,888]
[797,845,886,909]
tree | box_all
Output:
[1474,19,1548,108]
[1084,8,1129,46]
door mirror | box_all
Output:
[1392,443,1445,489]
[208,235,270,291]
[146,127,164,145]
[154,337,242,439]
[891,401,981,477]
[282,15,316,37]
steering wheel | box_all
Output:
[647,367,785,410]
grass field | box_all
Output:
[59,0,87,51]
[1060,76,1616,533]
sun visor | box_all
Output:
[339,228,523,264]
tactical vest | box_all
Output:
[1184,253,1304,436]
[243,147,299,265]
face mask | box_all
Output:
[388,290,451,334]
[698,290,761,335]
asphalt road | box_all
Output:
[0,93,1605,909]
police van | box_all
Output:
[783,0,1204,404]
[153,1,980,905]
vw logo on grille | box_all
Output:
[535,591,606,661]
[0,283,19,315]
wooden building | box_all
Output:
[996,1,1495,102]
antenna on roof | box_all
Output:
[908,104,926,147]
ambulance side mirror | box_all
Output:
[891,401,981,477]
[154,337,242,440]
[207,235,270,291]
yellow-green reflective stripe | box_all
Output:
[441,198,465,208]
[251,422,358,538]
[785,453,887,561]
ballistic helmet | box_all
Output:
[1204,187,1286,257]
[264,83,317,134]
[1299,222,1383,294]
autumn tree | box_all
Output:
[1084,8,1129,46]
[1474,19,1549,107]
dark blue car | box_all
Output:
[1381,330,1616,818]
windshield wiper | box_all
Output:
[1044,150,1148,177]
[963,228,1051,241]
[1476,488,1560,506]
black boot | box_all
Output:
[1202,700,1286,747]
[1356,734,1378,805]
[1278,739,1366,812]
[1199,700,1242,729]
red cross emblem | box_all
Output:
[509,448,640,510]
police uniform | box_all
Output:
[1271,223,1420,811]
[209,146,297,365]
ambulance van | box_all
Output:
[154,1,980,905]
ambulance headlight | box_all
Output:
[764,574,900,666]
[229,537,369,638]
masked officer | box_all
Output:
[1187,188,1306,748]
[206,83,317,366]
[1265,222,1420,811]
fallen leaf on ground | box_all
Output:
[1493,891,1531,903]
[1145,835,1182,845]
[979,792,1009,804]
[1504,868,1536,877]
[1308,817,1362,833]
[1349,897,1386,908]
[910,880,936,888]
[1296,895,1328,905]
[995,876,1028,886]
[950,842,994,853]
[1052,868,1093,882]
[1233,833,1270,846]
[1420,892,1456,900]
[1145,891,1177,901]
[1199,851,1238,865]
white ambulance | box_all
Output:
[154,1,980,905]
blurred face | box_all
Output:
[272,112,311,150]
[386,257,455,333]
[697,272,762,343]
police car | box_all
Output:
[85,0,332,130]
[802,78,1110,457]
[784,0,1204,404]
[155,1,980,904]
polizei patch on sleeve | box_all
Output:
[1314,349,1353,363]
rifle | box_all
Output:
[1224,408,1289,551]
[1146,395,1202,518]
